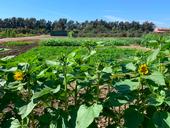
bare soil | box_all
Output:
[0,42,38,57]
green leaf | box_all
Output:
[18,63,29,71]
[148,40,158,43]
[0,67,17,72]
[37,68,49,77]
[146,71,165,86]
[18,100,37,119]
[152,111,170,128]
[49,117,66,128]
[126,63,136,71]
[0,55,15,61]
[67,50,77,61]
[0,48,10,52]
[49,122,57,128]
[107,96,129,107]
[82,50,96,61]
[147,48,160,64]
[67,51,78,65]
[115,79,140,92]
[0,79,6,87]
[46,60,60,66]
[90,50,96,56]
[102,66,112,73]
[52,85,61,94]
[76,104,103,128]
[124,108,144,128]
[10,119,21,128]
[165,97,170,106]
[147,94,165,106]
[32,85,60,100]
[32,87,52,100]
[10,118,28,128]
[5,82,26,91]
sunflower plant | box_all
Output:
[0,39,170,128]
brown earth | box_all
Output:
[0,43,38,57]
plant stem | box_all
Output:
[108,79,112,125]
[97,71,100,103]
[140,76,144,100]
[31,113,35,128]
[75,81,77,106]
[63,61,68,111]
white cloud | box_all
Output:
[104,15,126,22]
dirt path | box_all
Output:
[0,35,58,44]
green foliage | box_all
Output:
[124,108,144,128]
[40,37,142,46]
[147,48,160,64]
[146,71,166,86]
[142,33,170,49]
[0,37,170,127]
[68,31,74,38]
[0,29,35,38]
[152,112,170,128]
[1,56,15,61]
[76,104,103,128]
[0,29,16,38]
[5,46,145,67]
[3,41,34,47]
[19,100,37,119]
[0,17,155,37]
[0,48,10,52]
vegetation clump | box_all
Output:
[0,37,170,127]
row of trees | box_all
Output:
[0,17,155,37]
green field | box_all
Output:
[6,46,148,66]
[1,37,147,67]
[40,37,142,46]
[1,36,170,127]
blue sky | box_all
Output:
[0,0,170,27]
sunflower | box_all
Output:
[138,64,149,75]
[14,71,24,81]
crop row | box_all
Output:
[40,37,142,46]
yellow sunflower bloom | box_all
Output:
[138,64,149,75]
[14,71,24,81]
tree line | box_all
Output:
[0,17,155,37]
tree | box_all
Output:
[0,17,156,37]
